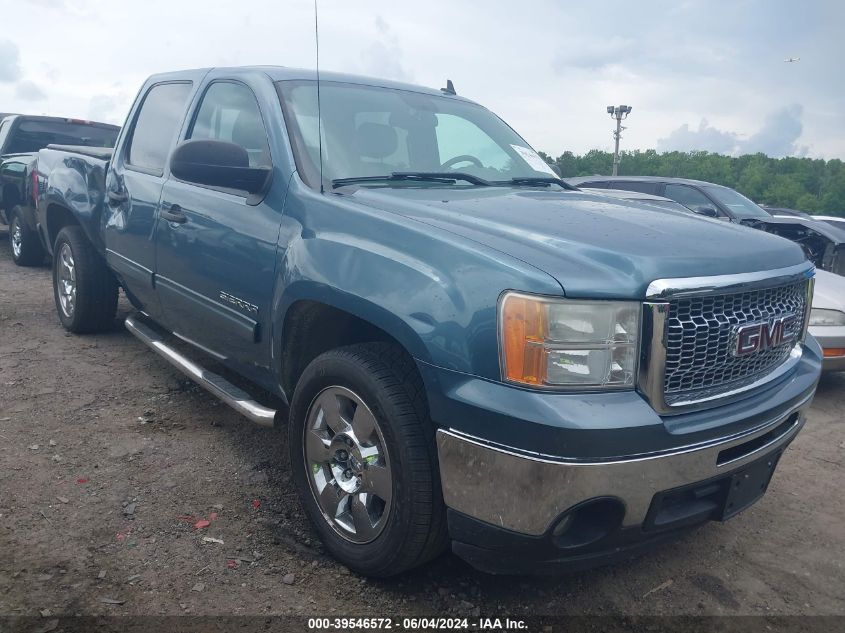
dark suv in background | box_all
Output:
[567,175,845,277]
[566,175,770,221]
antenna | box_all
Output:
[314,0,324,193]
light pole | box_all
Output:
[607,105,632,176]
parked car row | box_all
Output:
[0,67,828,577]
[567,175,845,371]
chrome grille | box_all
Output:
[663,281,808,405]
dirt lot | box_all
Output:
[0,232,844,620]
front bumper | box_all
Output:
[809,324,845,371]
[429,341,820,574]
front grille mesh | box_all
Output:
[663,281,808,404]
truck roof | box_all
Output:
[147,66,479,104]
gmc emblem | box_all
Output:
[733,315,798,356]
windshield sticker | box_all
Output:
[510,144,557,176]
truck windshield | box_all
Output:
[702,185,770,219]
[4,119,119,154]
[277,80,557,189]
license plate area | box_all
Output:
[644,450,784,531]
[721,450,782,520]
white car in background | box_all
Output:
[810,270,845,372]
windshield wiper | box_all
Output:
[332,171,491,188]
[500,176,577,190]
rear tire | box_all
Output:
[52,225,118,333]
[9,207,46,266]
[289,342,448,577]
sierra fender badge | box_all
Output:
[219,291,258,315]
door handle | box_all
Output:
[107,189,127,205]
[160,204,187,224]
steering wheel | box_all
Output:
[440,155,483,170]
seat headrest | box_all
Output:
[356,122,398,159]
[231,110,266,151]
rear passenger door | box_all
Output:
[104,80,194,320]
[154,79,283,372]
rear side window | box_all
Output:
[127,82,192,172]
[189,82,271,168]
[663,184,717,213]
[4,119,118,153]
[609,181,658,194]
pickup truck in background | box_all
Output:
[33,66,821,576]
[0,114,119,265]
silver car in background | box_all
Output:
[809,270,845,371]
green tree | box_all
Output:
[544,148,845,216]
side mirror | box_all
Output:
[694,206,719,218]
[170,139,270,195]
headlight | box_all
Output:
[499,292,640,389]
[809,308,845,326]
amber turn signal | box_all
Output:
[501,294,548,385]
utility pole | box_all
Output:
[606,105,632,176]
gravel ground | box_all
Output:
[0,231,843,619]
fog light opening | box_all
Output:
[551,498,625,550]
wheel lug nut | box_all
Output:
[344,469,353,479]
[337,450,348,461]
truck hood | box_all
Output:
[347,187,808,298]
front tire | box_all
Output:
[52,225,118,333]
[9,207,46,266]
[289,343,447,576]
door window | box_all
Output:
[663,184,719,214]
[189,82,271,168]
[127,82,192,172]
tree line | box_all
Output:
[539,149,845,216]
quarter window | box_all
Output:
[610,181,658,194]
[189,82,271,168]
[127,82,192,172]
[663,184,718,213]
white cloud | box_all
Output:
[0,39,22,82]
[15,80,47,101]
[359,16,412,81]
[658,105,806,158]
[0,0,840,158]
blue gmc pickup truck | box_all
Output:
[33,66,821,576]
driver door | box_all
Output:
[154,79,283,371]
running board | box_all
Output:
[125,314,277,428]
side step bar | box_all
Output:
[125,314,277,427]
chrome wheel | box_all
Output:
[304,386,392,544]
[10,218,22,259]
[57,243,77,317]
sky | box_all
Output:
[0,0,842,160]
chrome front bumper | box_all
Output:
[436,392,812,536]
